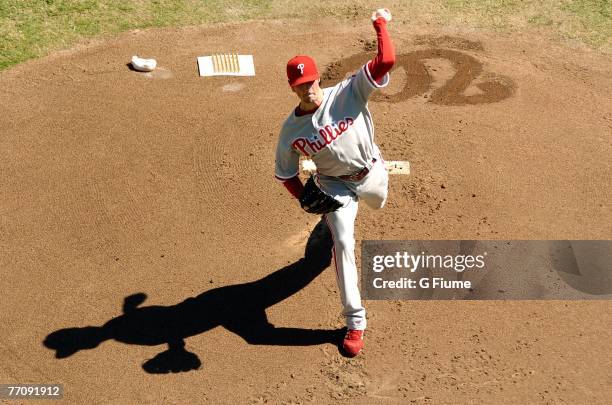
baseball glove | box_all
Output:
[299,176,343,214]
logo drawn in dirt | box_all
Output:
[322,49,515,105]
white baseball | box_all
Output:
[371,8,392,22]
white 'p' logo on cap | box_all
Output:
[297,63,305,75]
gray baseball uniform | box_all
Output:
[275,63,389,330]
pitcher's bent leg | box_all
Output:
[323,201,366,330]
[356,158,389,210]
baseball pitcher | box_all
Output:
[275,9,395,357]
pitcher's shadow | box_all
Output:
[44,220,342,373]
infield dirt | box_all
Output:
[1,18,611,404]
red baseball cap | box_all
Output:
[286,55,319,87]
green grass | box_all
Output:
[561,0,611,44]
[1,0,610,70]
[0,0,273,69]
[441,0,612,47]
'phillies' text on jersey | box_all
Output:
[291,117,355,156]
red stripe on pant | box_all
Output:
[324,214,340,279]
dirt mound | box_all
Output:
[413,35,485,51]
[322,48,515,104]
[1,20,611,404]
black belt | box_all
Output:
[338,158,376,182]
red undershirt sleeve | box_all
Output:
[367,18,395,84]
[280,175,304,199]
